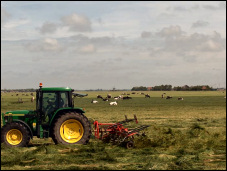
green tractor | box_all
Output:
[1,83,91,147]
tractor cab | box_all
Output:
[36,83,74,124]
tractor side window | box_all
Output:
[60,92,69,108]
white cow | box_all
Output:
[109,101,117,105]
[91,99,98,103]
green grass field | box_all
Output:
[1,91,226,170]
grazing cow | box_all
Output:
[102,98,109,101]
[91,99,98,103]
[145,94,150,98]
[114,96,120,100]
[161,93,166,98]
[114,95,122,100]
[178,97,184,100]
[166,96,172,99]
[107,94,112,98]
[97,95,103,99]
[109,101,117,105]
[31,96,35,102]
[123,96,132,100]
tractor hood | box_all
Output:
[4,110,34,115]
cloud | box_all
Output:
[38,13,92,35]
[157,25,183,38]
[196,39,225,52]
[1,7,11,26]
[173,6,188,11]
[61,13,92,32]
[168,3,201,12]
[38,21,58,34]
[154,25,226,53]
[203,2,226,10]
[141,31,152,39]
[79,44,96,53]
[3,19,30,29]
[26,38,64,52]
[191,20,209,28]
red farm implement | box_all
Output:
[93,115,150,148]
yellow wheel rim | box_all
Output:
[6,129,23,145]
[60,119,84,143]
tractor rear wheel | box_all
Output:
[1,122,31,147]
[52,112,91,145]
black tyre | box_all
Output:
[52,112,91,145]
[126,141,134,149]
[1,122,31,147]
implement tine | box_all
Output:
[107,117,136,129]
[125,115,128,121]
[134,114,138,124]
[128,125,150,134]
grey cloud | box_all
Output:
[1,7,11,26]
[157,25,183,38]
[169,4,200,12]
[141,31,152,39]
[39,21,58,34]
[173,6,188,11]
[191,20,209,28]
[26,38,65,52]
[157,27,226,52]
[68,34,114,49]
[190,4,200,10]
[177,52,197,63]
[203,2,226,10]
[90,36,113,46]
[38,13,92,35]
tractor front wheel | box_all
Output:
[52,112,91,145]
[1,122,31,147]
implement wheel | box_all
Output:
[1,122,31,147]
[126,141,134,149]
[52,112,91,145]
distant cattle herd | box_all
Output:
[91,92,187,106]
[2,91,226,106]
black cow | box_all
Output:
[97,95,103,99]
[166,96,172,99]
[123,96,132,100]
[145,94,150,98]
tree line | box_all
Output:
[131,85,214,91]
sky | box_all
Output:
[1,1,226,90]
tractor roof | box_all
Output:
[40,87,73,92]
